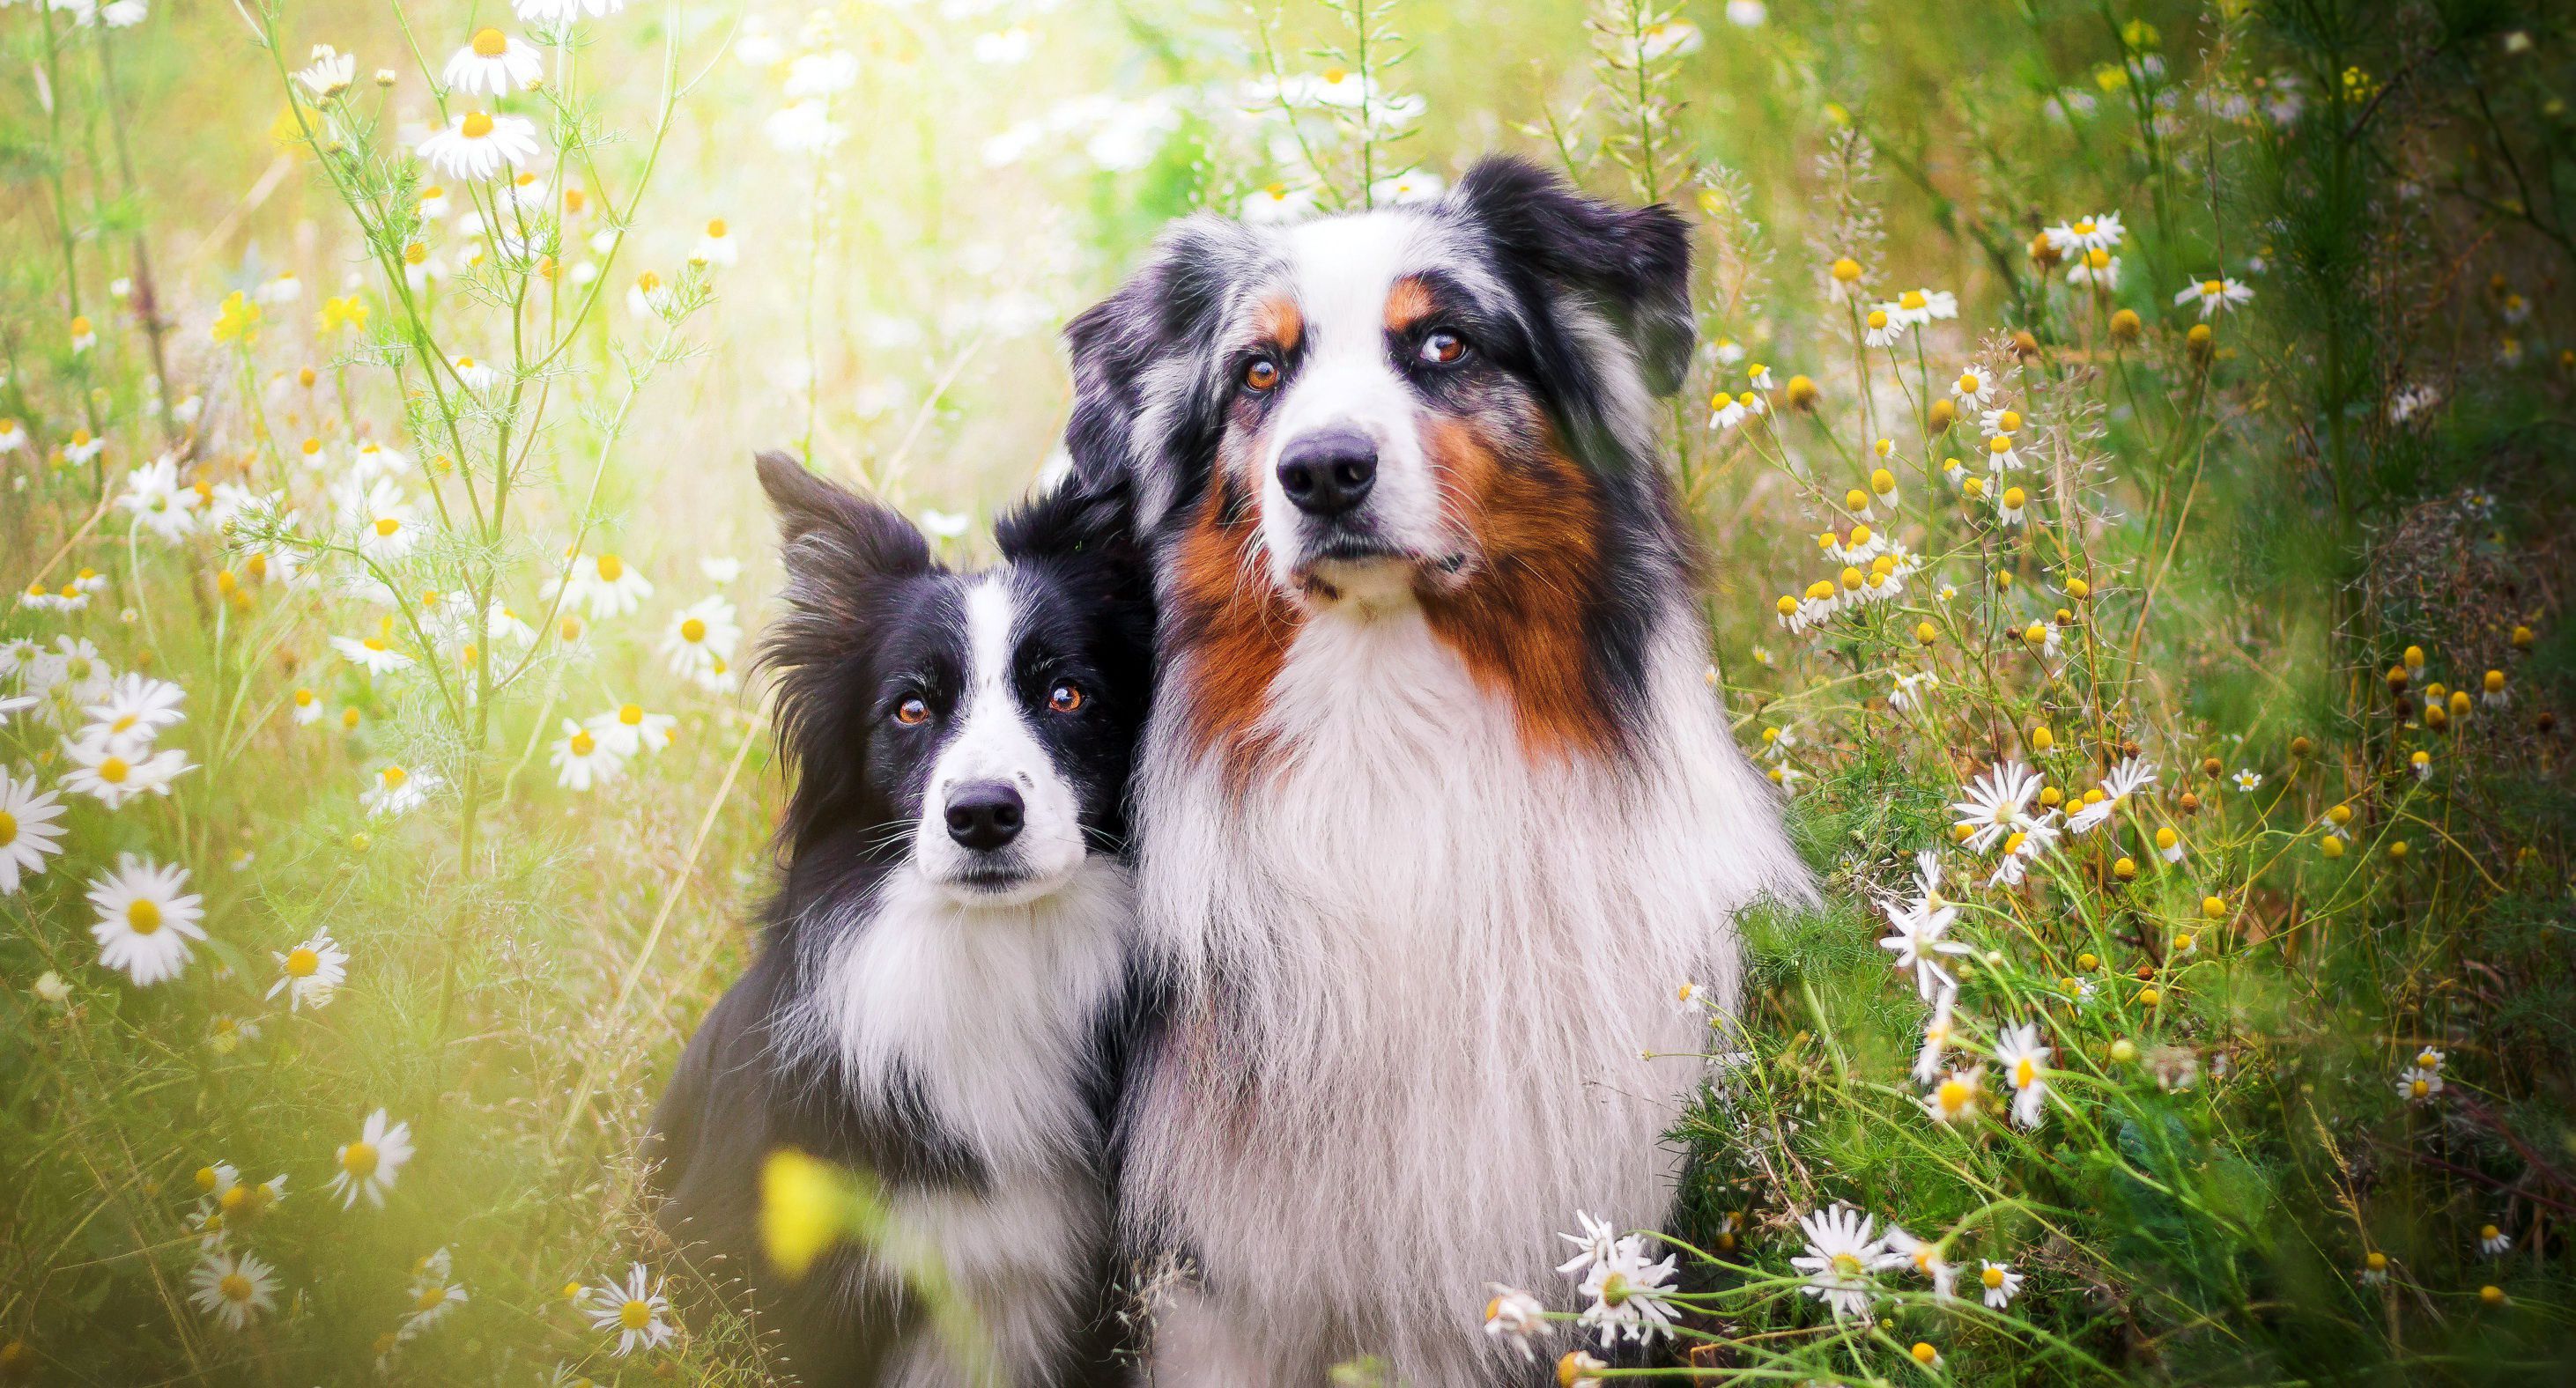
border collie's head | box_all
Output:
[754,451,1155,910]
[1062,157,1696,756]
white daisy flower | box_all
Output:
[1923,1066,1984,1124]
[62,734,193,808]
[400,1247,470,1339]
[0,418,26,453]
[1862,306,1903,347]
[0,772,70,893]
[1240,183,1318,225]
[442,27,543,97]
[327,1108,416,1208]
[1994,1022,2052,1129]
[418,111,541,181]
[360,763,439,817]
[2397,1064,2443,1104]
[1882,1225,1959,1299]
[550,719,624,790]
[332,634,416,678]
[1978,1259,2025,1309]
[548,551,654,621]
[1370,169,1446,205]
[1482,1284,1549,1360]
[1555,1210,1622,1281]
[2174,276,2254,319]
[291,687,324,726]
[2043,213,2123,256]
[698,555,742,585]
[2232,769,2263,794]
[2067,249,2121,290]
[344,478,421,561]
[1951,760,2044,853]
[86,853,206,986]
[116,454,203,542]
[587,702,675,757]
[1573,1233,1681,1347]
[2068,759,2157,834]
[1877,883,1970,1001]
[2478,1223,2513,1258]
[188,1248,280,1331]
[268,928,349,1011]
[586,1263,676,1355]
[62,428,107,466]
[659,594,740,679]
[81,673,187,753]
[1790,1203,1899,1320]
[1913,986,1956,1084]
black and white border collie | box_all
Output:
[648,452,1153,1387]
[1062,157,1813,1385]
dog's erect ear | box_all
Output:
[996,466,1140,572]
[753,449,931,666]
[1062,216,1269,532]
[1448,156,1696,397]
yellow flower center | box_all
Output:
[680,617,707,644]
[570,730,596,757]
[1989,435,2011,454]
[220,1185,248,1212]
[2003,487,2027,508]
[219,1273,254,1303]
[374,516,401,536]
[2014,1058,2037,1088]
[619,703,644,726]
[2086,248,2110,268]
[100,757,131,784]
[471,27,507,56]
[462,111,495,139]
[2202,279,2224,296]
[342,1141,380,1177]
[285,947,321,978]
[2409,1079,2428,1097]
[619,1299,653,1331]
[417,1285,449,1310]
[1982,1266,2005,1288]
[2073,220,2095,235]
[1958,373,1980,393]
[1831,257,1861,282]
[2482,1224,2499,1240]
[1900,290,1926,310]
[596,553,625,581]
[1937,1079,1971,1111]
[363,637,388,652]
[127,898,161,934]
[381,765,407,789]
[707,218,729,237]
[2366,1251,2387,1271]
[1829,1251,1863,1277]
[0,811,14,846]
[1867,309,1889,329]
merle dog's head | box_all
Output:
[753,451,1154,911]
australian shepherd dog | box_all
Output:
[1061,157,1814,1385]
[648,452,1153,1387]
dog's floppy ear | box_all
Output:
[753,448,931,675]
[1447,155,1696,397]
[1062,216,1268,532]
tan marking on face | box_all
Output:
[1381,275,1437,335]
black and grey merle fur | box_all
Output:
[648,452,1154,1387]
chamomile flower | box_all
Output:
[0,772,70,892]
[1558,1351,1609,1387]
[1924,1067,1984,1124]
[442,27,543,97]
[692,217,738,266]
[327,1109,415,1208]
[1877,883,1970,1001]
[345,478,421,560]
[2156,824,2186,864]
[1994,1023,2052,1129]
[63,429,106,466]
[2397,1064,2443,1104]
[699,555,742,585]
[417,111,541,181]
[2232,769,2263,794]
[1985,432,2021,474]
[2066,248,2121,290]
[62,735,193,808]
[1978,1260,2025,1309]
[1573,1235,1681,1347]
[117,455,202,542]
[2068,759,2157,834]
[1240,182,1320,225]
[332,633,416,678]
[549,551,654,620]
[1556,1210,1621,1281]
[1482,1284,1548,1359]
[86,854,206,986]
[2358,1251,2390,1286]
[588,702,676,757]
[659,594,740,679]
[400,1248,470,1340]
[268,928,349,1011]
[360,763,439,817]
[2044,213,2124,257]
[1791,1203,1899,1320]
[1671,978,1713,1014]
[1862,306,1903,348]
[2479,1223,2513,1258]
[587,1263,676,1355]
[0,418,24,453]
[188,1248,280,1332]
[208,1012,262,1052]
[82,673,187,753]
[1952,760,2044,853]
[1913,988,1956,1084]
[1995,484,2029,526]
[448,354,500,391]
[2174,276,2254,319]
[550,719,624,790]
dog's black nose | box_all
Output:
[944,781,1025,851]
[1277,430,1377,517]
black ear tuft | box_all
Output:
[752,449,932,671]
[1062,216,1268,529]
[996,466,1139,569]
[1449,156,1696,396]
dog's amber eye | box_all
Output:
[1048,683,1084,713]
[1419,330,1467,365]
[894,697,929,725]
[1243,357,1281,392]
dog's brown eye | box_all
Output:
[894,697,929,725]
[1420,330,1467,365]
[1244,357,1281,392]
[1048,683,1084,713]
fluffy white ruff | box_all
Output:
[790,859,1131,1385]
[1125,602,1810,1387]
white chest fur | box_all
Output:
[1125,602,1807,1386]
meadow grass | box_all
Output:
[1,0,2570,1383]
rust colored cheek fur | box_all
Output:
[1167,447,1299,766]
[1417,413,1616,758]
